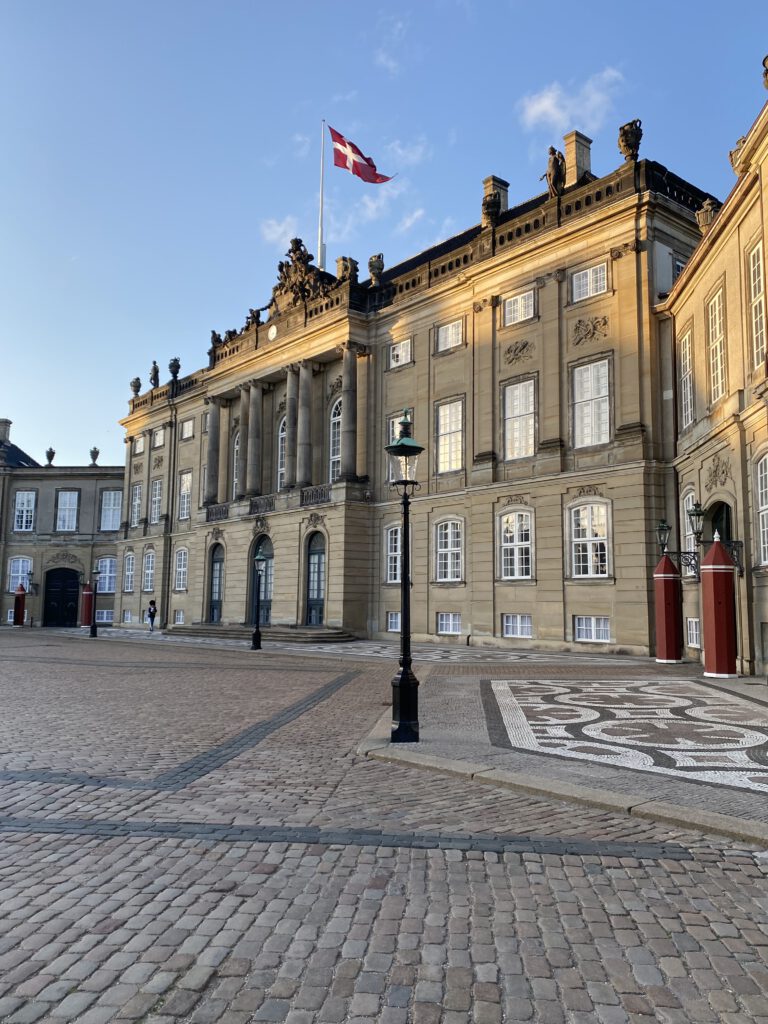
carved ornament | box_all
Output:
[152,456,163,470]
[704,453,732,493]
[572,316,609,346]
[306,512,326,530]
[611,240,640,259]
[335,256,359,285]
[504,339,534,365]
[503,495,529,506]
[277,398,286,415]
[368,253,384,288]
[133,462,143,474]
[576,485,603,497]
[252,517,270,536]
[329,375,342,398]
[210,528,224,542]
[269,238,334,315]
[618,119,643,161]
[46,551,84,568]
[551,269,566,283]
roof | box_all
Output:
[0,440,40,469]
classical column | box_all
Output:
[217,401,230,503]
[340,344,358,481]
[297,361,313,488]
[284,366,299,489]
[204,397,220,504]
[246,382,263,496]
[237,385,249,500]
[356,350,369,480]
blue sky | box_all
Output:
[2,1,767,466]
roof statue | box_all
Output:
[541,147,565,198]
[618,119,643,162]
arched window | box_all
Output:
[385,525,401,584]
[499,510,533,579]
[142,550,155,591]
[329,398,342,482]
[232,431,240,500]
[435,519,462,582]
[570,503,609,577]
[682,492,696,576]
[175,548,188,590]
[758,456,768,564]
[123,553,135,592]
[277,417,287,490]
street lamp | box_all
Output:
[688,501,705,546]
[656,519,671,554]
[90,565,102,638]
[251,553,266,650]
[385,410,424,743]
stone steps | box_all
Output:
[168,623,359,644]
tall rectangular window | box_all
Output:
[329,400,342,483]
[133,436,145,455]
[96,557,116,593]
[149,479,162,524]
[708,289,726,403]
[386,525,401,584]
[100,491,122,531]
[389,338,412,368]
[571,504,608,577]
[386,611,401,632]
[686,617,701,648]
[8,557,32,593]
[503,290,534,326]
[573,359,609,447]
[436,319,463,352]
[436,520,462,582]
[750,242,766,369]
[175,549,188,590]
[13,491,35,532]
[130,484,142,527]
[679,329,694,429]
[436,400,463,473]
[387,410,413,481]
[123,553,135,592]
[500,511,532,579]
[179,471,192,520]
[277,418,287,490]
[152,428,165,448]
[572,262,607,302]
[504,380,535,459]
[181,418,194,440]
[56,491,78,531]
[758,457,768,564]
[143,551,155,591]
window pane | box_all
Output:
[56,491,78,531]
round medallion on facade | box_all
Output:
[267,324,278,341]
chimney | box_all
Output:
[481,175,509,228]
[562,131,592,189]
[0,419,10,443]
[483,175,509,214]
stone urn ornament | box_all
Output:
[89,447,99,466]
[169,357,181,381]
[618,119,643,162]
[130,377,141,396]
[45,447,55,466]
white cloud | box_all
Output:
[386,136,432,167]
[396,208,425,233]
[518,67,624,136]
[375,49,400,76]
[260,215,299,251]
[326,178,409,246]
[331,89,358,103]
[293,133,310,159]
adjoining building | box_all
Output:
[0,420,123,627]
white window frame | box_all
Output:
[152,428,165,449]
[686,617,701,649]
[174,609,185,625]
[388,338,412,368]
[503,289,535,326]
[123,553,135,593]
[503,379,535,460]
[95,609,114,624]
[179,471,192,521]
[573,359,610,448]
[329,399,342,483]
[574,615,611,642]
[122,609,133,624]
[96,557,116,593]
[679,328,694,430]
[499,510,533,580]
[8,557,32,593]
[436,399,463,473]
[749,242,766,370]
[436,318,463,353]
[133,436,145,455]
[682,492,697,577]
[386,611,401,633]
[232,431,240,500]
[277,417,287,490]
[181,418,194,440]
[387,410,413,482]
[758,456,768,565]
[673,256,687,282]
[502,613,533,638]
[149,479,162,524]
[385,525,401,584]
[100,490,122,532]
[7,608,28,623]
[130,484,142,527]
[437,612,462,635]
[708,288,726,404]
[143,551,155,592]
[572,262,607,303]
[56,491,78,532]
[13,491,35,532]
[570,503,609,578]
[174,548,188,591]
[435,519,463,582]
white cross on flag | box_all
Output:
[328,125,392,184]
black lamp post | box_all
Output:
[688,501,705,546]
[90,566,101,639]
[251,553,266,650]
[385,410,424,743]
[656,518,671,554]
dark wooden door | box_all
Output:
[43,568,80,627]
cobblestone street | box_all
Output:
[3,630,768,1023]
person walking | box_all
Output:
[147,600,157,633]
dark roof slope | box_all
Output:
[0,440,40,468]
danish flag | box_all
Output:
[328,125,393,184]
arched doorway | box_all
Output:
[305,532,325,625]
[709,501,732,543]
[251,536,273,625]
[209,544,225,623]
[43,568,80,627]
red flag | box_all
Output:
[328,125,392,184]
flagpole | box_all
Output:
[317,120,326,272]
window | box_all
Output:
[574,615,610,642]
[386,525,401,584]
[96,557,116,593]
[200,466,207,506]
[436,400,463,473]
[174,609,185,625]
[6,609,27,623]
[389,338,412,368]
[500,511,532,579]
[503,380,535,459]
[673,256,687,282]
[149,480,162,524]
[749,242,766,369]
[133,436,145,455]
[13,491,35,532]
[152,428,165,448]
[572,262,607,302]
[682,492,697,576]
[179,471,192,521]
[130,484,142,527]
[232,432,240,499]
[143,551,155,591]
[758,457,768,564]
[329,399,342,483]
[679,329,694,430]
[387,611,401,632]
[100,491,122,531]
[95,610,114,624]
[56,491,78,531]
[436,319,463,352]
[503,290,534,326]
[122,610,133,624]
[123,553,135,592]
[573,359,609,447]
[277,417,287,490]
[436,520,462,582]
[686,617,701,649]
[175,548,188,590]
[571,504,609,578]
[437,612,461,635]
[502,613,533,638]
[181,418,194,440]
[387,410,413,481]
[203,411,210,432]
[708,289,726,403]
[8,557,32,593]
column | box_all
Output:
[246,382,263,496]
[356,350,369,480]
[204,398,220,504]
[297,361,313,488]
[285,366,299,489]
[340,345,358,481]
[237,385,249,500]
[217,401,230,503]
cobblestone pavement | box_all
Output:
[3,630,768,1023]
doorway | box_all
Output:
[251,537,273,625]
[209,544,224,623]
[43,568,80,627]
[305,532,325,626]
